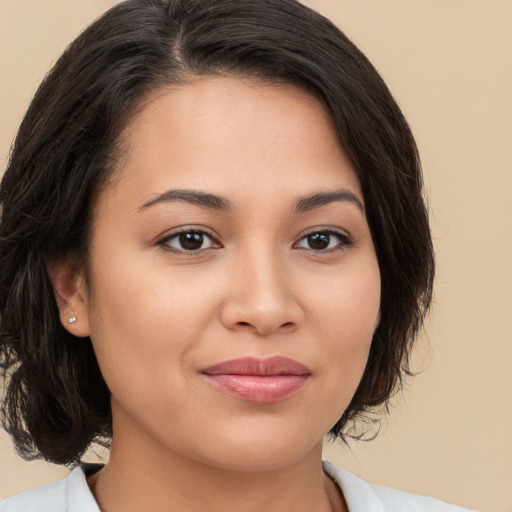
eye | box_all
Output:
[294,229,352,252]
[158,229,220,253]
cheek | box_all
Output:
[84,255,196,395]
[307,259,380,399]
[88,246,211,332]
[83,243,234,396]
[308,258,381,340]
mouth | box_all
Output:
[201,356,311,403]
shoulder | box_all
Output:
[0,465,101,512]
[322,461,477,512]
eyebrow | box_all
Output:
[139,189,233,211]
[294,189,364,214]
[139,188,364,213]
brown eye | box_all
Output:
[295,230,352,252]
[160,230,218,252]
[179,232,204,251]
[306,233,330,250]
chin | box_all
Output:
[193,426,324,473]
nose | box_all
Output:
[220,248,304,336]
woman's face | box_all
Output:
[73,76,380,470]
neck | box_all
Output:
[87,423,346,512]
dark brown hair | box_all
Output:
[0,0,434,464]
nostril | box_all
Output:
[236,321,295,330]
[280,322,297,333]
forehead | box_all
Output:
[107,76,362,209]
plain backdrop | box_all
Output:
[1,1,511,511]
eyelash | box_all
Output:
[294,228,353,253]
[157,227,353,254]
[157,227,222,254]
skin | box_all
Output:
[53,76,381,512]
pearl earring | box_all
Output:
[68,317,77,324]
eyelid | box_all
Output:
[299,226,351,238]
[157,225,223,253]
[293,227,353,251]
[155,225,353,254]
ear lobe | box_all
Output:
[47,260,91,338]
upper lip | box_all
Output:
[202,356,311,376]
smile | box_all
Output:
[201,356,311,403]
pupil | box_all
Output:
[308,233,329,250]
[180,232,203,250]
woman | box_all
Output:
[0,0,474,510]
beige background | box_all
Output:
[0,1,511,511]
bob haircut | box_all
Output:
[0,0,434,465]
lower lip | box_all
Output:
[203,374,309,403]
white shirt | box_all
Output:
[0,461,476,511]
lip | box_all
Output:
[201,356,311,403]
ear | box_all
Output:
[47,260,91,338]
[374,310,381,333]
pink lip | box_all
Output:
[201,357,311,403]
